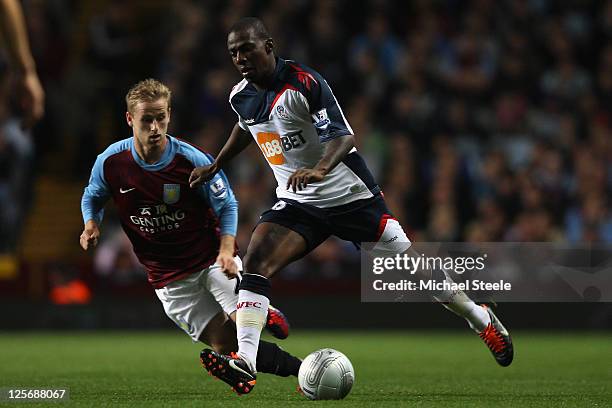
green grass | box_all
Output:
[0,330,610,407]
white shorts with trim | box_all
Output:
[154,256,241,341]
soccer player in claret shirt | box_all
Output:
[189,18,514,394]
[80,79,301,392]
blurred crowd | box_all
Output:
[1,0,611,282]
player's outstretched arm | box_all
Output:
[189,123,251,187]
[79,220,101,251]
[0,0,45,128]
[287,134,356,192]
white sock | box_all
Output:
[434,275,491,332]
[235,289,269,372]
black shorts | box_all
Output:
[257,194,394,253]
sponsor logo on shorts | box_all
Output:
[272,201,287,210]
[177,317,192,334]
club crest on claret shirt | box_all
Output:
[163,184,181,204]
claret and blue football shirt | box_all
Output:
[81,135,237,288]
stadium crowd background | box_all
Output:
[1,0,611,291]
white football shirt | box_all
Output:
[229,58,380,208]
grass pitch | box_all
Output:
[0,330,610,407]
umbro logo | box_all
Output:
[120,187,135,194]
[244,118,255,124]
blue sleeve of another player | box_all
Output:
[204,170,238,236]
[179,144,238,236]
[307,74,354,143]
[81,154,111,225]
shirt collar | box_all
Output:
[130,134,176,171]
[272,57,286,82]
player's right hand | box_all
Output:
[80,221,100,251]
[216,251,238,279]
[189,163,218,188]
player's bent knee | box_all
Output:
[373,218,412,255]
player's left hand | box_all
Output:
[189,163,218,188]
[216,252,238,279]
[286,168,325,192]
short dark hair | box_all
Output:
[228,17,270,40]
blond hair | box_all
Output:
[125,78,171,113]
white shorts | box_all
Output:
[154,257,241,341]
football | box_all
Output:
[298,348,355,400]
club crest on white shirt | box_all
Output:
[276,105,290,120]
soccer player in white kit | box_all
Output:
[190,18,513,395]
